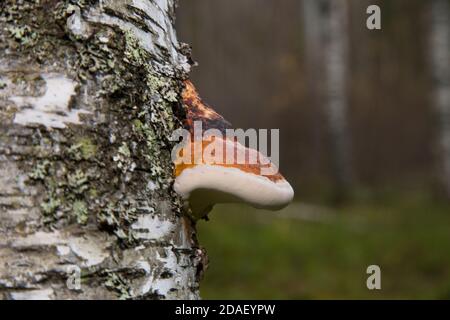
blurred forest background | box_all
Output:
[176,0,450,299]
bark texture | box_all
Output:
[0,0,205,300]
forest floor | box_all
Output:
[197,197,450,299]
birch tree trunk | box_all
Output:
[303,0,353,198]
[0,0,205,300]
[429,0,450,199]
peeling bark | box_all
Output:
[0,0,204,300]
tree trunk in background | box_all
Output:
[429,0,450,199]
[0,0,204,300]
[303,0,353,199]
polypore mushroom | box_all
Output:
[173,80,294,218]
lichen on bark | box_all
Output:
[0,0,204,300]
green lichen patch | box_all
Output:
[59,14,185,189]
[120,61,187,215]
[29,160,51,181]
[67,169,89,194]
[1,0,59,55]
[73,200,89,225]
[67,138,97,161]
[27,158,97,226]
[118,142,131,157]
[103,270,133,300]
[8,25,38,46]
[98,200,138,246]
[5,0,189,242]
[41,197,61,217]
[113,142,137,173]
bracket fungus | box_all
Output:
[173,81,294,218]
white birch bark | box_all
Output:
[303,0,353,194]
[0,0,205,300]
[430,0,450,198]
